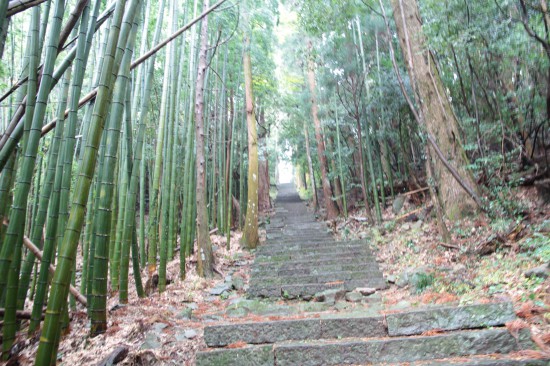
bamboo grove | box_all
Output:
[0,0,278,363]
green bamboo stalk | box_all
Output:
[167,8,181,262]
[0,153,16,248]
[35,0,129,361]
[120,0,166,301]
[182,0,199,265]
[21,5,40,154]
[108,162,120,289]
[146,0,167,277]
[334,95,348,218]
[110,142,124,291]
[226,88,237,249]
[158,0,178,291]
[17,59,72,311]
[0,0,66,305]
[90,0,141,336]
[139,143,146,267]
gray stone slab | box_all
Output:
[204,319,322,347]
[320,316,387,339]
[386,302,516,336]
[412,358,550,366]
[252,266,383,282]
[274,328,533,366]
[196,345,274,366]
[246,285,281,298]
[204,316,388,348]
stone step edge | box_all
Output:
[196,328,535,366]
[248,279,388,299]
[203,302,516,347]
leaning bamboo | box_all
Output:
[35,0,128,361]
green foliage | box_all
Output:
[414,272,435,293]
[520,233,550,262]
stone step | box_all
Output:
[407,357,550,365]
[252,258,379,271]
[196,328,534,366]
[250,270,384,285]
[274,328,534,366]
[263,264,380,276]
[256,250,375,261]
[386,302,516,336]
[204,316,386,347]
[203,302,517,348]
[290,252,375,261]
[257,242,372,255]
[264,237,335,245]
[251,267,383,279]
[263,239,370,248]
[264,236,338,243]
[248,279,388,298]
[257,251,375,262]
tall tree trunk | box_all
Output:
[307,41,339,219]
[391,0,479,219]
[303,123,318,211]
[194,0,214,277]
[241,35,259,249]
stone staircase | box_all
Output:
[248,183,387,299]
[196,184,548,365]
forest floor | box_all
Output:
[10,186,550,365]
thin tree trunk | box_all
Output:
[195,0,214,277]
[241,34,259,249]
[307,41,339,219]
[303,123,318,211]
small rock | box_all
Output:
[357,287,376,296]
[229,297,247,305]
[314,288,346,305]
[210,284,230,296]
[397,266,430,288]
[402,223,411,231]
[386,275,397,284]
[176,308,193,320]
[226,307,249,317]
[345,292,363,303]
[187,302,198,310]
[151,322,167,333]
[525,263,550,279]
[232,275,246,291]
[393,195,405,215]
[184,329,197,339]
[141,333,161,350]
[362,293,382,304]
[412,220,423,230]
[392,300,411,310]
[203,315,223,322]
[334,302,351,311]
[539,220,550,233]
[205,296,218,302]
[224,275,233,283]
